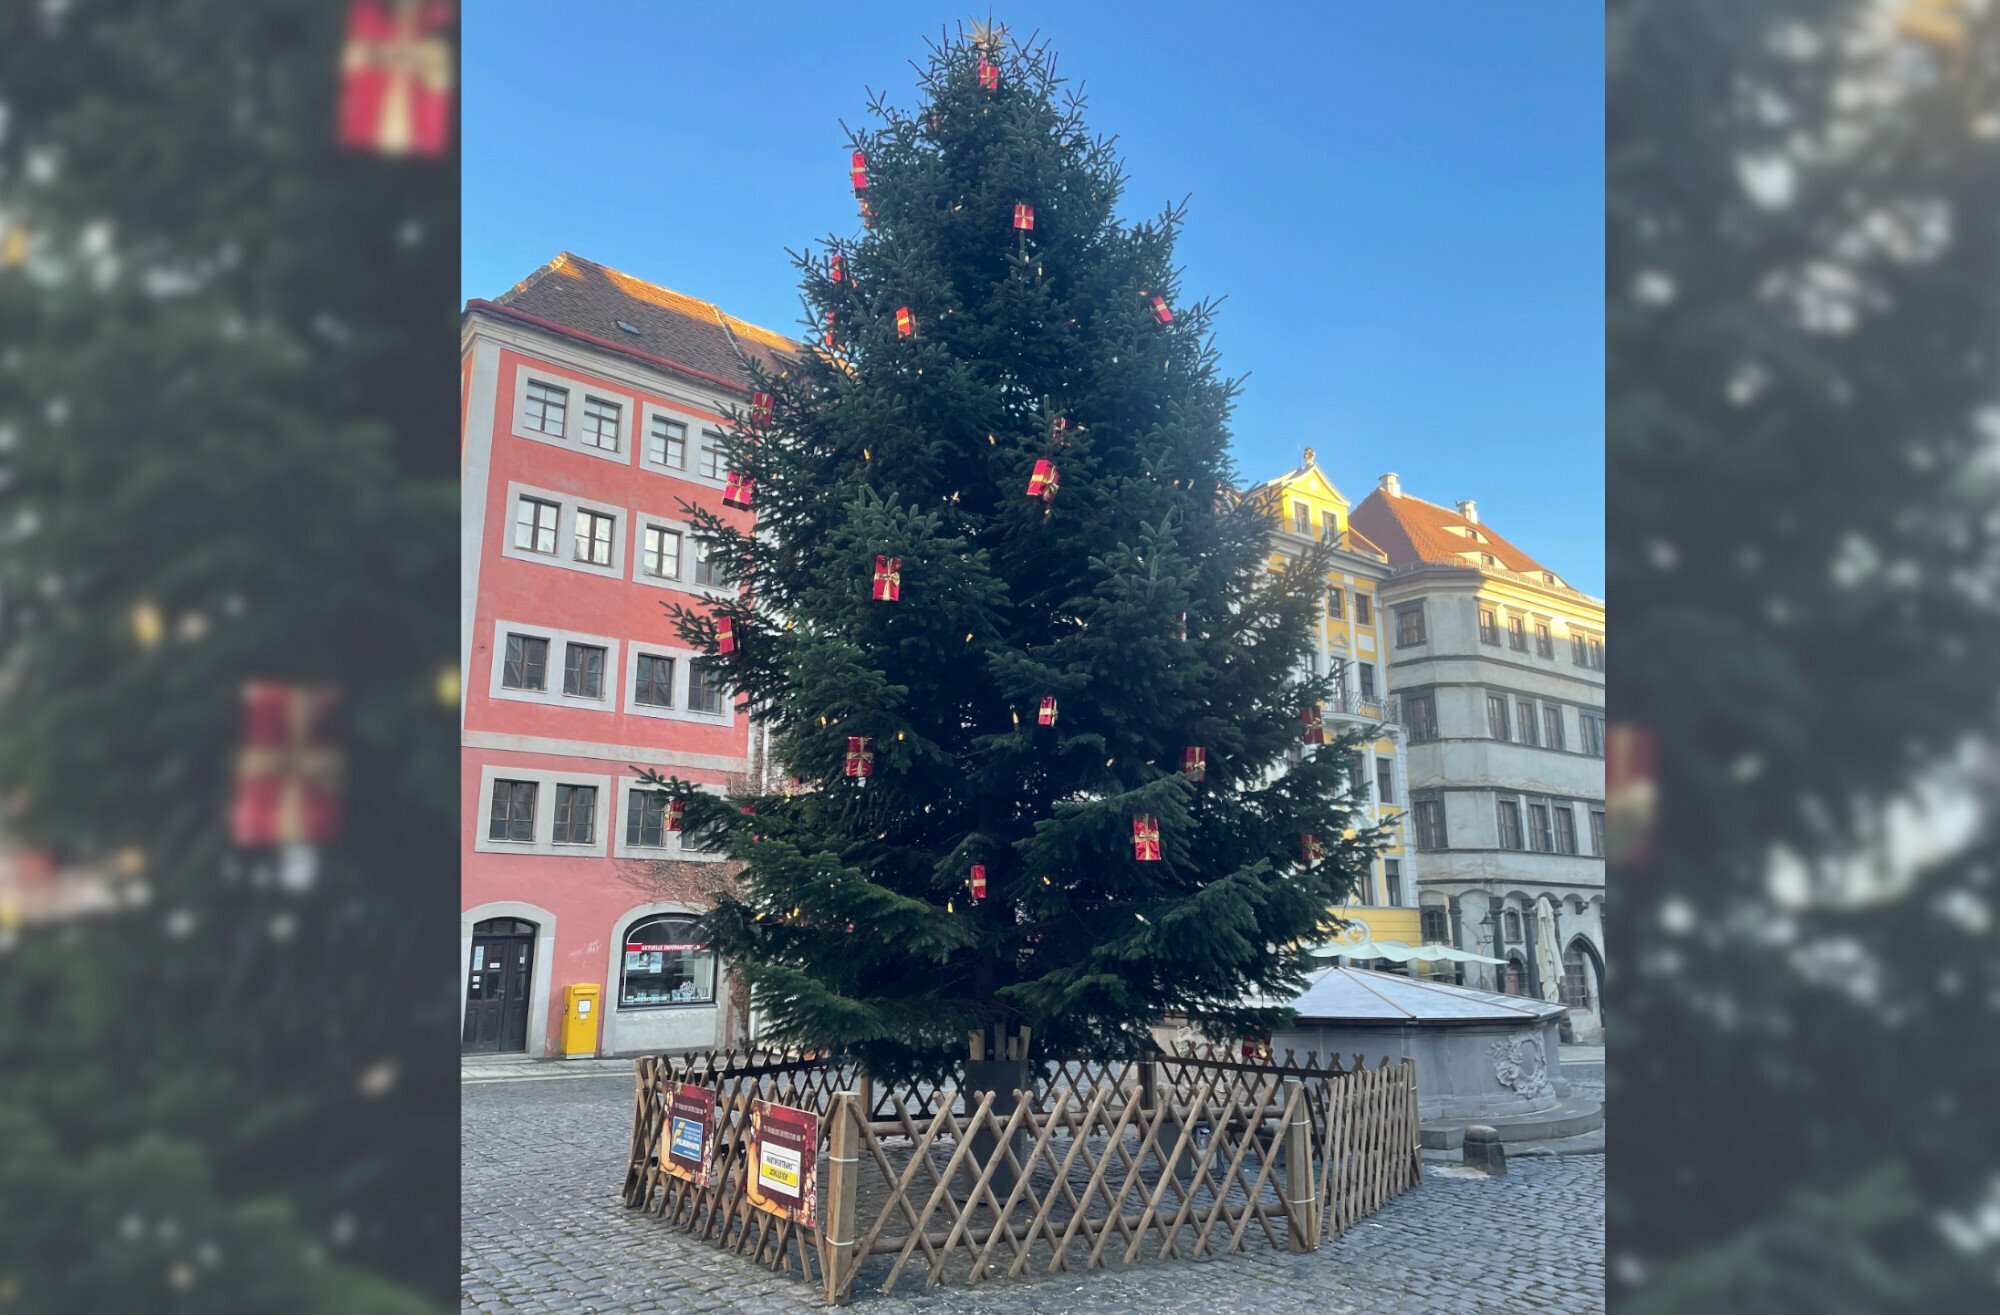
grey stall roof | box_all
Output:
[1273,966,1568,1025]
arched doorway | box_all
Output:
[1502,954,1529,996]
[463,916,537,1054]
[1562,936,1605,1012]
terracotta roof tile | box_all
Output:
[1348,487,1552,578]
[492,252,794,389]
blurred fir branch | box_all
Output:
[1612,0,2000,1304]
[0,1,456,1308]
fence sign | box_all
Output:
[746,1099,818,1228]
[661,1082,715,1188]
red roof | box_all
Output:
[472,252,794,390]
[1348,487,1553,578]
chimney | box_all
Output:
[1457,499,1479,524]
[1379,472,1401,497]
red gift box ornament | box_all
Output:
[823,310,837,348]
[871,555,902,602]
[716,617,737,655]
[1013,203,1035,232]
[845,736,874,779]
[723,471,754,509]
[1037,696,1059,727]
[978,55,999,92]
[1146,292,1173,325]
[1132,815,1162,862]
[969,864,988,901]
[1301,833,1323,864]
[1027,459,1060,503]
[829,252,845,282]
[1182,746,1206,781]
[338,0,455,159]
[231,681,343,847]
[1606,722,1658,865]
[850,150,869,195]
[1300,705,1325,745]
[751,391,774,426]
[896,306,915,338]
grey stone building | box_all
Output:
[1349,475,1606,1041]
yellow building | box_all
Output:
[1245,450,1427,959]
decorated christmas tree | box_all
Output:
[0,2,457,1308]
[647,24,1383,1081]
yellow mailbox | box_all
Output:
[560,983,601,1058]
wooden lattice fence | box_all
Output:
[620,1043,1421,1302]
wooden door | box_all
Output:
[463,919,536,1054]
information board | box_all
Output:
[659,1082,716,1189]
[745,1099,818,1228]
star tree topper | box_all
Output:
[969,13,1008,56]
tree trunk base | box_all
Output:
[962,1057,1034,1194]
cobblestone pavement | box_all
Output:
[1560,1047,1605,1104]
[464,1073,1604,1315]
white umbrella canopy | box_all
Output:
[1306,938,1506,965]
[1535,897,1564,1004]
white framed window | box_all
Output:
[563,641,607,700]
[500,482,628,581]
[514,497,559,555]
[642,524,681,580]
[613,775,732,861]
[697,429,724,481]
[634,653,676,707]
[631,511,725,599]
[509,365,632,465]
[501,632,549,691]
[580,395,622,452]
[690,538,736,590]
[474,763,611,857]
[575,509,615,566]
[487,619,621,711]
[487,778,538,843]
[644,410,689,470]
[688,658,729,715]
[552,783,599,845]
[523,379,568,435]
[620,644,730,724]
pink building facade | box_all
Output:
[459,254,788,1057]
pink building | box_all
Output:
[459,253,788,1057]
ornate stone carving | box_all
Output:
[1489,1036,1548,1098]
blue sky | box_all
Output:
[464,3,1603,593]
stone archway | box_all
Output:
[462,901,557,1057]
[1564,935,1606,1012]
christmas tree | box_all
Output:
[646,25,1383,1081]
[1610,0,2000,1303]
[0,2,457,1308]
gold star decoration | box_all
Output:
[969,13,1007,56]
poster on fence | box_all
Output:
[660,1082,715,1189]
[745,1099,818,1228]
